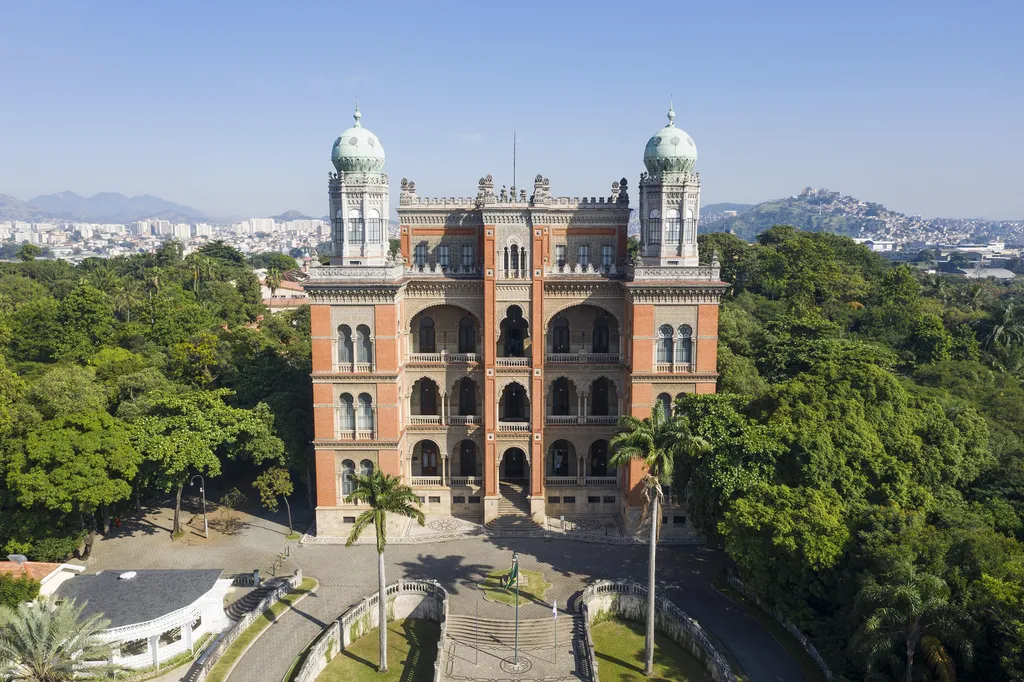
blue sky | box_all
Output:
[1,0,1021,220]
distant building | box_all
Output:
[961,267,1016,280]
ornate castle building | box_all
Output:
[304,105,727,537]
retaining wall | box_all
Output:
[579,579,738,682]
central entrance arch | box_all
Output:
[502,447,527,480]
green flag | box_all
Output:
[502,556,519,589]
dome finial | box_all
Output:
[353,99,362,128]
[667,96,675,126]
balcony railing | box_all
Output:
[405,263,482,279]
[497,421,531,432]
[544,475,619,487]
[450,476,482,486]
[586,415,619,426]
[409,415,442,425]
[545,476,579,486]
[410,476,444,487]
[496,357,530,368]
[408,351,481,363]
[546,415,620,426]
[337,428,375,440]
[546,352,621,364]
[655,361,696,373]
[546,415,578,425]
[449,415,480,425]
[545,263,619,277]
[335,362,374,373]
[585,476,619,486]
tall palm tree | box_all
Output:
[852,562,972,682]
[345,470,425,673]
[979,302,1024,351]
[83,267,118,295]
[0,598,124,681]
[610,400,710,676]
[265,268,283,312]
[112,277,144,323]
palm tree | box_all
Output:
[112,277,144,323]
[979,302,1024,351]
[0,598,124,681]
[345,470,425,673]
[265,268,283,312]
[83,267,118,295]
[610,400,710,676]
[852,562,972,682]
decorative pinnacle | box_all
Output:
[667,97,675,126]
[353,101,362,127]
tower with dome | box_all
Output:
[302,105,727,538]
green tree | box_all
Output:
[852,563,973,682]
[112,276,144,323]
[131,389,283,536]
[53,284,115,361]
[27,365,107,420]
[6,298,59,363]
[264,268,283,312]
[610,401,709,676]
[198,240,246,267]
[0,598,123,681]
[0,574,39,609]
[908,314,953,365]
[253,466,294,534]
[344,471,424,673]
[14,244,42,262]
[978,302,1024,351]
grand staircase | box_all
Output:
[446,613,581,649]
[486,481,541,531]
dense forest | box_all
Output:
[682,227,1024,680]
[0,240,312,560]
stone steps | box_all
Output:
[488,482,539,530]
[446,614,579,648]
[224,579,285,621]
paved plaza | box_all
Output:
[80,501,806,682]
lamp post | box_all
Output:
[190,474,208,539]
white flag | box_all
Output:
[552,599,557,620]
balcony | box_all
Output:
[337,429,376,440]
[544,263,619,277]
[497,421,531,433]
[409,415,443,426]
[410,476,444,487]
[545,415,620,426]
[655,361,695,373]
[449,415,480,426]
[545,415,578,426]
[546,352,621,364]
[496,357,530,368]
[545,476,578,486]
[408,350,481,364]
[450,476,482,487]
[544,475,620,487]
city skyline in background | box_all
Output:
[1,1,1022,220]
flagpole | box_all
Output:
[514,552,520,665]
[553,598,557,666]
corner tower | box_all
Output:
[329,106,389,265]
[638,102,701,266]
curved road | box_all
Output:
[87,509,805,682]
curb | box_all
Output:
[215,580,319,682]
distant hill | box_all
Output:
[26,191,208,223]
[699,190,891,241]
[0,194,51,222]
[702,202,756,215]
[271,209,315,221]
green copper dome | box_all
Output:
[331,106,386,173]
[644,103,697,175]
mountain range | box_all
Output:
[0,191,209,223]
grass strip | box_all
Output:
[205,576,318,682]
[479,568,551,607]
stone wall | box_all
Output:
[579,579,737,682]
[291,579,448,682]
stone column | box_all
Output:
[149,634,159,668]
[184,618,194,652]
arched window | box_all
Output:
[366,208,382,244]
[590,440,610,477]
[458,378,476,415]
[665,208,681,243]
[357,393,373,430]
[510,244,520,271]
[334,209,344,244]
[459,440,477,477]
[501,382,528,421]
[657,392,673,418]
[418,379,438,415]
[657,325,674,363]
[339,393,355,430]
[551,316,570,353]
[593,315,610,354]
[359,459,374,477]
[502,306,527,357]
[341,459,356,496]
[551,378,571,416]
[356,325,372,363]
[684,207,695,243]
[420,442,439,477]
[550,440,571,476]
[419,316,435,353]
[458,316,475,354]
[646,209,661,245]
[676,325,693,365]
[591,378,610,416]
[338,325,353,363]
[347,208,364,242]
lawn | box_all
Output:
[316,618,439,682]
[205,576,318,682]
[480,568,551,607]
[591,618,714,682]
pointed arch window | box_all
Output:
[357,393,373,431]
[656,392,673,418]
[340,459,356,496]
[366,208,382,244]
[550,440,572,476]
[665,208,681,243]
[359,459,374,478]
[339,393,355,430]
[419,316,435,353]
[646,209,662,245]
[347,208,364,242]
[356,325,372,363]
[657,324,674,363]
[458,379,476,415]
